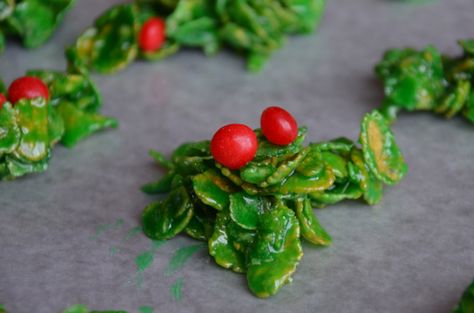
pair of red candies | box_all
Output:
[0,77,50,108]
[211,107,299,170]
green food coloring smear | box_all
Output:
[170,277,184,301]
[165,243,206,276]
[132,240,166,288]
[135,240,165,272]
[90,219,125,240]
[109,246,121,256]
[62,304,127,313]
[124,226,142,242]
[63,304,89,313]
[136,251,154,272]
[138,306,153,313]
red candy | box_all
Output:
[260,106,298,146]
[139,17,166,52]
[0,93,6,109]
[211,124,258,170]
[7,76,49,104]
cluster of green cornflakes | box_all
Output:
[66,0,325,74]
[141,111,408,297]
[0,71,117,180]
[0,0,75,54]
[375,39,474,123]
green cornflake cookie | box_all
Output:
[140,110,407,297]
[0,0,75,54]
[66,3,139,74]
[375,39,474,125]
[67,0,326,73]
[0,70,117,180]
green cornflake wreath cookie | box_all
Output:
[0,0,75,54]
[375,39,474,124]
[141,108,407,297]
[66,0,325,74]
[0,71,117,180]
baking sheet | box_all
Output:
[1,0,473,312]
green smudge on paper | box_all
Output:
[109,246,121,256]
[132,240,166,288]
[0,304,5,313]
[136,251,154,272]
[170,277,184,301]
[124,226,142,242]
[90,219,125,240]
[63,305,89,313]
[62,304,128,313]
[165,243,206,277]
[135,240,166,272]
[151,240,165,251]
[138,306,153,313]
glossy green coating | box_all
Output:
[453,280,474,313]
[66,4,139,74]
[192,169,233,210]
[229,192,265,230]
[259,147,308,188]
[141,111,407,297]
[309,181,363,207]
[142,186,194,240]
[294,198,331,245]
[246,203,303,298]
[348,148,383,205]
[68,0,325,73]
[185,202,215,240]
[320,151,348,180]
[55,101,117,148]
[0,0,74,53]
[142,171,175,194]
[28,70,102,112]
[5,0,74,48]
[47,103,65,145]
[360,111,408,185]
[0,102,20,155]
[240,158,277,184]
[255,127,307,158]
[311,137,354,156]
[33,70,116,147]
[209,212,252,273]
[435,80,471,118]
[296,147,324,177]
[166,0,219,55]
[376,39,474,124]
[12,98,51,162]
[272,166,335,194]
